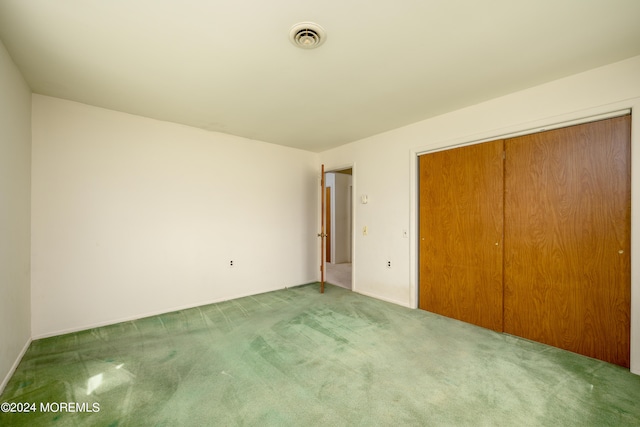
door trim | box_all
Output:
[323,163,356,291]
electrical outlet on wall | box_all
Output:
[229,260,234,268]
[387,260,391,268]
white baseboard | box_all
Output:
[32,285,290,340]
[0,337,32,395]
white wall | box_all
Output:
[319,55,640,374]
[31,95,319,338]
[0,40,32,391]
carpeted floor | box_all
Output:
[2,283,639,426]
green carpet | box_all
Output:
[1,283,639,426]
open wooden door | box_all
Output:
[318,164,326,293]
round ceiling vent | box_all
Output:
[289,22,326,49]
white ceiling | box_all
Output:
[1,1,639,152]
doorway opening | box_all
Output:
[324,167,353,290]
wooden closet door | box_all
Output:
[504,115,631,367]
[419,140,504,332]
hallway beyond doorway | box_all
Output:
[326,262,351,290]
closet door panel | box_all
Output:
[504,116,631,367]
[419,140,504,332]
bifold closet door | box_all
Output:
[419,140,504,332]
[504,115,631,367]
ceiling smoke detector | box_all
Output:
[289,22,326,49]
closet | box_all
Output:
[419,115,631,367]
